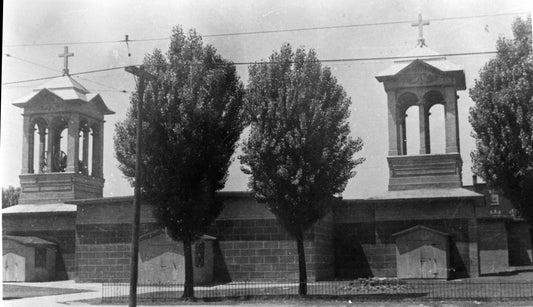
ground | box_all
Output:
[3,272,533,306]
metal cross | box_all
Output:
[58,46,74,76]
[411,13,430,47]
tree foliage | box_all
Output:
[2,186,21,208]
[469,16,533,222]
[240,44,364,294]
[114,26,245,298]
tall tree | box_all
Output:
[469,16,533,224]
[114,27,245,299]
[2,186,21,208]
[240,44,364,295]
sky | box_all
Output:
[2,0,532,199]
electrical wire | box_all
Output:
[1,49,498,86]
[2,11,528,48]
[4,53,129,92]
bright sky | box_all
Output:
[2,0,532,199]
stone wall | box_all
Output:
[506,221,533,266]
[2,213,76,280]
[478,220,509,274]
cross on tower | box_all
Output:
[58,46,74,76]
[411,13,430,47]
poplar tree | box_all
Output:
[469,16,533,224]
[240,44,364,295]
[114,27,245,299]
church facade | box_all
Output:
[3,42,532,283]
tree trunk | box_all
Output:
[296,231,307,296]
[182,239,195,299]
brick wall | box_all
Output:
[75,222,159,282]
[208,215,334,282]
[3,213,76,280]
[334,219,471,278]
[506,221,533,266]
[478,220,509,274]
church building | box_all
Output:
[3,23,532,283]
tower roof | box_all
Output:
[13,75,115,114]
[376,45,466,89]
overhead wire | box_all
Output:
[4,53,130,93]
[2,11,529,48]
[2,49,498,86]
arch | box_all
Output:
[49,117,69,172]
[397,92,419,155]
[428,104,445,154]
[90,123,100,177]
[29,117,48,173]
[78,118,90,175]
[423,90,446,154]
[404,105,420,156]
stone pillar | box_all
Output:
[66,115,80,173]
[97,122,104,178]
[400,114,407,155]
[468,218,480,277]
[47,124,55,172]
[28,125,35,174]
[419,104,430,154]
[386,90,399,156]
[444,87,460,153]
[21,117,32,174]
[38,130,46,173]
[82,128,89,175]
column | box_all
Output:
[91,128,99,177]
[38,130,46,173]
[21,117,32,174]
[419,104,430,154]
[444,87,460,153]
[47,124,55,172]
[386,90,399,156]
[97,122,104,178]
[400,114,407,155]
[28,125,35,174]
[82,128,89,174]
[66,115,80,173]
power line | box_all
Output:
[3,11,529,48]
[1,49,498,86]
[4,53,130,92]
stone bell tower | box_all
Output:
[13,47,114,204]
[376,15,466,191]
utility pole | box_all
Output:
[124,65,155,307]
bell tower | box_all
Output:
[376,15,466,191]
[13,47,114,204]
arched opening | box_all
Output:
[90,124,99,177]
[429,104,445,154]
[405,105,420,156]
[30,118,48,174]
[398,92,419,155]
[78,119,91,175]
[424,90,446,154]
[50,117,68,172]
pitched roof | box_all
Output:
[12,75,115,114]
[2,203,77,214]
[4,235,57,246]
[375,45,466,89]
[392,225,449,238]
[368,188,482,201]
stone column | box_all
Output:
[386,90,400,156]
[419,104,430,154]
[82,128,89,175]
[444,87,460,153]
[38,130,46,173]
[97,121,104,178]
[21,117,31,174]
[91,128,99,177]
[47,124,56,172]
[66,115,80,173]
